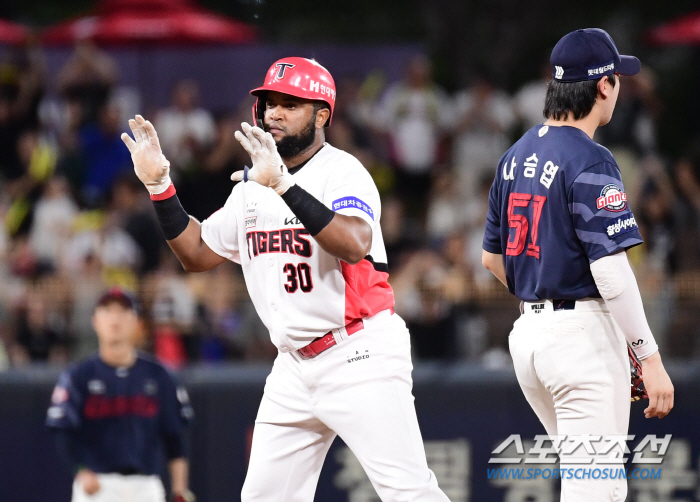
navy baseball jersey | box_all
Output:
[46,353,193,475]
[483,124,643,301]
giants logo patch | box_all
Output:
[596,184,627,212]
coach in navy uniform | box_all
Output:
[46,287,195,502]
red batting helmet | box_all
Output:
[250,57,336,127]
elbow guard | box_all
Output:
[590,253,626,300]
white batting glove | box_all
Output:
[120,115,172,196]
[231,122,295,195]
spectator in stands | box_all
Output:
[671,145,700,273]
[452,75,515,199]
[380,196,420,270]
[142,252,197,368]
[178,111,245,221]
[635,158,676,277]
[56,40,118,126]
[79,101,133,205]
[597,67,661,157]
[189,263,273,362]
[379,55,451,215]
[62,210,142,278]
[391,249,457,359]
[110,176,163,274]
[425,169,471,246]
[463,175,496,286]
[29,176,78,270]
[9,281,69,365]
[0,42,46,184]
[597,67,663,202]
[67,251,106,360]
[155,79,215,176]
[2,129,57,237]
[513,58,549,131]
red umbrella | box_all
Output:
[41,0,257,46]
[647,10,700,46]
[0,18,29,45]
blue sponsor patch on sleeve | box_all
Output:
[332,196,374,220]
[605,215,638,237]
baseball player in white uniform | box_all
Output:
[121,57,449,501]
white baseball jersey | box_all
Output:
[200,144,394,352]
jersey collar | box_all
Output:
[287,143,326,175]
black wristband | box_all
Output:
[280,184,335,236]
[152,194,191,240]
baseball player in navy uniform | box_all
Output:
[482,29,674,501]
[46,288,195,502]
[120,58,449,501]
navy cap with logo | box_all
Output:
[96,287,139,313]
[550,28,641,82]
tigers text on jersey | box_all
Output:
[46,353,193,475]
[201,144,394,352]
[482,124,643,302]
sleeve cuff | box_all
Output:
[482,242,502,254]
[334,207,375,227]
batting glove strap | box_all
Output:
[147,175,174,197]
[150,181,176,201]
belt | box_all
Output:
[115,467,144,476]
[297,308,394,359]
[520,298,606,315]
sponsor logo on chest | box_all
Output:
[88,379,106,394]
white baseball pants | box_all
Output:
[509,298,630,502]
[241,309,450,501]
[71,474,165,502]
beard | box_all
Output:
[266,116,317,159]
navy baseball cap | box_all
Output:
[96,287,138,312]
[550,28,640,82]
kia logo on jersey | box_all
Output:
[596,184,627,212]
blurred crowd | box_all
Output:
[1,43,700,371]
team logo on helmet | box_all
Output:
[596,184,627,212]
[274,63,296,79]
